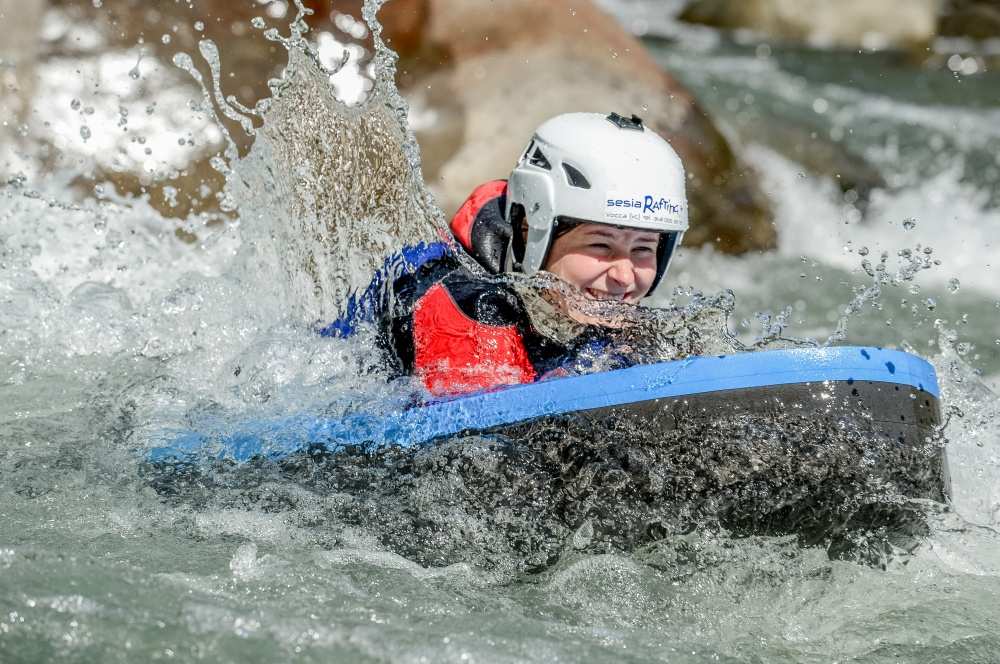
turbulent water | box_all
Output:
[2,1,1000,662]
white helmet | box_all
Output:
[505,112,689,301]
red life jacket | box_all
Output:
[410,180,538,396]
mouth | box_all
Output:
[585,288,632,302]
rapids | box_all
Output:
[2,1,999,661]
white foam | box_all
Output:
[746,145,997,296]
[27,49,222,176]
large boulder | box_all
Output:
[680,0,943,50]
[389,0,776,253]
[939,0,1000,39]
[29,0,777,253]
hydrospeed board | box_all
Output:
[148,346,946,498]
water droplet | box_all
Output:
[84,106,95,115]
[948,278,960,293]
[70,98,81,111]
[80,126,91,141]
[902,218,916,230]
[161,34,172,45]
[194,20,205,31]
[858,246,869,256]
[93,184,105,197]
[209,155,228,173]
[925,298,936,311]
[92,0,102,6]
[251,16,266,29]
[162,186,179,208]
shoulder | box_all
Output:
[449,180,511,274]
[438,270,525,328]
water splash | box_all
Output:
[163,0,442,323]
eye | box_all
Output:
[632,245,656,255]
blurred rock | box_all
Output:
[0,0,46,171]
[307,0,431,62]
[28,0,776,253]
[939,0,1000,39]
[396,0,776,253]
[679,0,942,50]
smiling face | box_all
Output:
[542,222,661,324]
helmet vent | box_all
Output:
[529,147,552,170]
[562,163,591,189]
[520,140,535,162]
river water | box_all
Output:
[2,1,1000,662]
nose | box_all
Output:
[606,257,635,290]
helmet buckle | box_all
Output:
[607,112,644,131]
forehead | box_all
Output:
[571,223,660,242]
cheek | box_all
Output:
[547,253,603,288]
[634,264,658,293]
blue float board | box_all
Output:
[147,346,939,465]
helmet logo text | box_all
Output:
[604,192,686,227]
[642,195,683,215]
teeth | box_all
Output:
[586,289,627,301]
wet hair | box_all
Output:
[552,217,582,240]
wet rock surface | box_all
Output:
[388,0,776,253]
[679,0,942,50]
[28,0,776,254]
[939,0,1000,40]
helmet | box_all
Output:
[505,112,688,302]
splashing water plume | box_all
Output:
[163,0,443,323]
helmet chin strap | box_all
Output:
[503,240,521,273]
